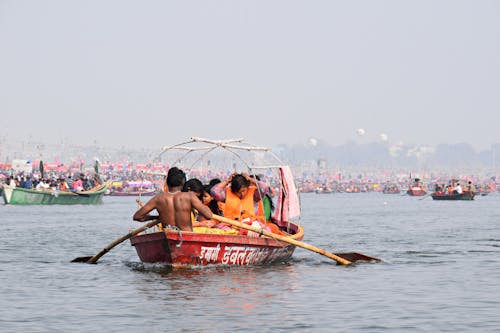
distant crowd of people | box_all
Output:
[4,173,101,192]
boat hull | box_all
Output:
[2,184,108,205]
[130,222,304,268]
[407,189,427,196]
[431,192,475,200]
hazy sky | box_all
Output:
[1,1,499,152]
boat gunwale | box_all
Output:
[131,221,304,247]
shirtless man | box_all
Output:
[132,167,186,227]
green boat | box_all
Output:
[2,182,110,205]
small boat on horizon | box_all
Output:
[2,181,110,205]
[407,178,427,196]
[431,191,475,200]
[383,184,401,194]
[108,180,157,197]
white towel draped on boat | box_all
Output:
[273,166,300,222]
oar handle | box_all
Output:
[87,219,160,264]
[211,214,352,265]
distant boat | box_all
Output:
[407,178,427,196]
[407,187,427,196]
[383,184,401,194]
[315,186,333,194]
[108,181,157,197]
[2,182,109,205]
[431,191,475,201]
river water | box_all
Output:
[1,193,499,332]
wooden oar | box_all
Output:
[72,219,160,264]
[211,214,368,265]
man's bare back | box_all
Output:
[133,192,176,227]
[173,192,213,231]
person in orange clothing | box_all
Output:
[57,177,69,191]
[211,173,286,235]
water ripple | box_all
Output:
[1,194,499,332]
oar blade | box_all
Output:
[71,256,93,263]
[71,220,161,264]
[334,252,381,263]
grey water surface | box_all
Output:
[1,193,499,333]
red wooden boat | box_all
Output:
[127,137,380,267]
[129,137,307,267]
[131,220,304,267]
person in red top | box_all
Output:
[72,177,83,192]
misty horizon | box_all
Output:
[1,1,499,153]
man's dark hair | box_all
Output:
[166,167,186,187]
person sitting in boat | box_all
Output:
[7,175,17,188]
[58,177,69,191]
[196,178,241,234]
[446,183,453,195]
[172,179,213,232]
[250,174,277,222]
[82,176,92,190]
[211,173,284,236]
[211,173,267,221]
[178,178,238,235]
[93,173,102,186]
[466,181,476,194]
[453,182,463,194]
[23,175,33,189]
[181,178,215,228]
[248,174,286,235]
[133,167,186,228]
[204,178,223,217]
[72,176,84,192]
[36,178,51,190]
[200,179,224,222]
[49,178,58,190]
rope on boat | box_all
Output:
[164,225,183,247]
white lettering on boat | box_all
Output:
[199,244,221,263]
[198,245,295,265]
